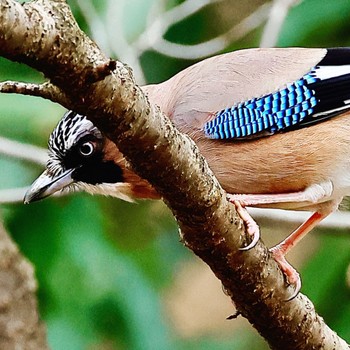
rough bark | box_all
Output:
[0,222,48,350]
[0,0,348,349]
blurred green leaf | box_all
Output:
[6,195,177,349]
[280,0,350,47]
[302,232,350,341]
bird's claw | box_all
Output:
[229,199,260,250]
[286,275,302,301]
[228,195,302,300]
[239,226,260,251]
[270,246,302,300]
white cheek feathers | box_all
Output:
[75,182,135,202]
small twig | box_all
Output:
[136,2,271,60]
[2,177,350,232]
[0,186,71,204]
[76,0,271,78]
[0,137,47,165]
[249,208,350,230]
[226,310,241,320]
[0,81,70,106]
[260,0,302,47]
[105,0,146,83]
[0,187,29,204]
[135,0,224,54]
[2,133,350,229]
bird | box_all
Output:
[24,47,350,297]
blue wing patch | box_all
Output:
[204,71,319,140]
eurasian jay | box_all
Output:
[24,47,350,296]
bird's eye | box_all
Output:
[79,142,95,157]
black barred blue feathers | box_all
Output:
[204,57,350,140]
[204,72,319,139]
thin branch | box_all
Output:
[103,0,145,83]
[0,81,70,106]
[144,0,167,31]
[260,0,302,47]
[0,186,71,204]
[0,187,28,204]
[0,136,47,165]
[3,184,350,230]
[3,183,350,234]
[135,0,225,54]
[135,2,271,60]
[75,0,271,78]
[250,208,350,230]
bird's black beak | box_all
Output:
[24,168,75,204]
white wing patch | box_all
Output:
[313,65,350,80]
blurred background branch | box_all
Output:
[136,2,271,60]
[0,136,47,165]
[260,0,302,47]
[1,0,350,349]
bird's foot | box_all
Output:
[231,200,260,250]
[270,245,301,300]
[228,194,302,299]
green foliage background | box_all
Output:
[1,0,350,349]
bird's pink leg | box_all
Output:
[227,185,339,298]
[270,211,329,298]
[270,211,327,258]
[227,182,333,209]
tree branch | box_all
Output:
[0,222,48,349]
[250,207,350,230]
[0,1,348,349]
[0,136,47,165]
[0,81,71,106]
[135,2,271,60]
[135,0,225,54]
[260,0,302,47]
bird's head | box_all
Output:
[24,111,158,204]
